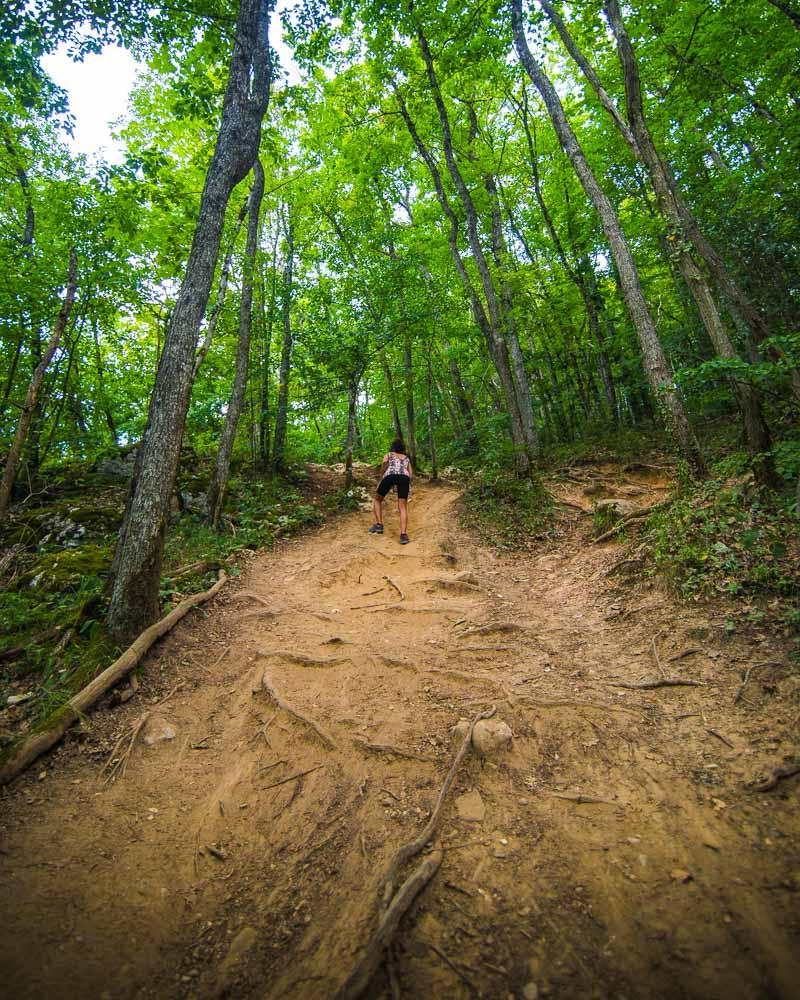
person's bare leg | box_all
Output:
[373,494,383,525]
[398,499,408,535]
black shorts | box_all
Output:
[377,474,410,500]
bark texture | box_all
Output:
[107,0,271,642]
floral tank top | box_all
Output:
[384,452,410,477]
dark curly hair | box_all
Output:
[390,438,406,454]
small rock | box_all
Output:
[522,983,539,1000]
[472,718,513,756]
[670,869,693,883]
[7,693,34,707]
[38,771,47,781]
[455,790,486,823]
[142,715,177,746]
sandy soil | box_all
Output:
[1,464,798,999]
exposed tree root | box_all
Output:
[0,571,227,787]
[593,502,667,544]
[334,853,442,1000]
[352,737,435,763]
[255,670,337,750]
[383,575,405,599]
[749,763,800,792]
[609,678,704,690]
[457,622,526,637]
[380,705,496,906]
[258,649,351,668]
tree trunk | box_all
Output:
[404,335,417,466]
[192,193,250,379]
[106,0,271,643]
[601,0,778,486]
[271,208,294,472]
[0,249,78,519]
[344,376,358,491]
[425,348,438,481]
[93,321,118,444]
[415,25,537,474]
[381,351,404,441]
[512,0,705,475]
[259,227,279,469]
[207,159,265,529]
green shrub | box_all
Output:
[646,479,799,603]
[460,471,553,550]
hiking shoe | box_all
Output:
[400,533,410,545]
[368,523,384,534]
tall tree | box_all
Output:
[107,0,272,642]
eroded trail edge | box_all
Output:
[1,468,798,1000]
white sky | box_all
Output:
[40,7,300,165]
[41,45,140,162]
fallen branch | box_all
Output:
[256,671,337,750]
[380,705,496,906]
[101,711,150,784]
[609,678,704,690]
[0,571,227,786]
[334,852,442,1000]
[733,661,778,705]
[749,763,800,792]
[706,728,734,749]
[552,793,617,805]
[261,765,323,790]
[429,942,477,993]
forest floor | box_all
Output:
[1,462,798,999]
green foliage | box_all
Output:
[460,471,553,551]
[646,480,799,608]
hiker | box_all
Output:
[369,438,413,544]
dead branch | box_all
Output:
[707,728,734,749]
[609,678,704,690]
[0,571,227,787]
[380,705,496,906]
[352,737,435,763]
[383,575,405,600]
[552,793,617,805]
[667,647,703,663]
[256,670,337,750]
[334,852,442,1000]
[352,599,404,611]
[749,763,800,792]
[733,661,779,704]
[101,712,150,784]
[260,765,323,790]
[429,942,477,993]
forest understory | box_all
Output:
[1,461,798,1000]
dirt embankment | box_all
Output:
[1,465,798,999]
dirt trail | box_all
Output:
[1,466,799,999]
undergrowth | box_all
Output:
[644,477,799,634]
[459,470,553,550]
[0,469,326,751]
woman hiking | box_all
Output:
[369,438,413,544]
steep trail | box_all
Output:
[1,467,798,999]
